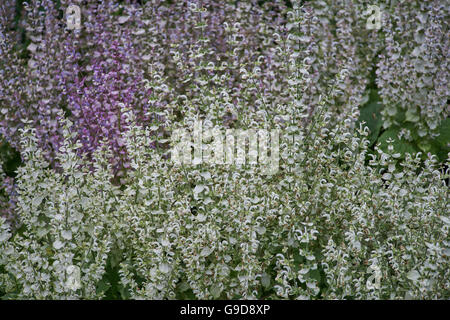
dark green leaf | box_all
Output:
[377,127,419,157]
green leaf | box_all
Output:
[405,108,420,123]
[210,284,223,298]
[435,118,450,149]
[386,105,397,117]
[402,122,420,141]
[358,101,383,146]
[308,269,322,282]
[177,281,190,293]
[110,247,122,268]
[1,293,19,300]
[261,273,271,289]
[407,270,420,282]
[119,284,131,299]
[392,107,406,123]
[417,140,432,153]
[377,127,419,157]
[96,278,111,296]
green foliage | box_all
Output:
[0,140,21,177]
[357,89,449,162]
[357,90,383,147]
[377,126,419,158]
[435,118,450,162]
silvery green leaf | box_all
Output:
[193,185,205,194]
[256,226,266,235]
[36,227,48,238]
[261,273,271,288]
[196,214,207,222]
[238,275,248,282]
[53,240,64,250]
[0,231,10,242]
[200,246,212,257]
[200,172,211,180]
[407,270,420,282]
[178,281,190,292]
[118,16,131,24]
[442,248,450,257]
[61,230,72,240]
[440,216,450,225]
[382,173,392,180]
[306,255,315,261]
[32,196,44,207]
[159,263,171,273]
[405,109,420,123]
[161,238,170,246]
[27,43,37,52]
[204,197,213,205]
[210,284,222,298]
[133,29,145,35]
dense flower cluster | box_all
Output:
[0,0,448,300]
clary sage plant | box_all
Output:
[0,0,448,300]
[0,86,448,299]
